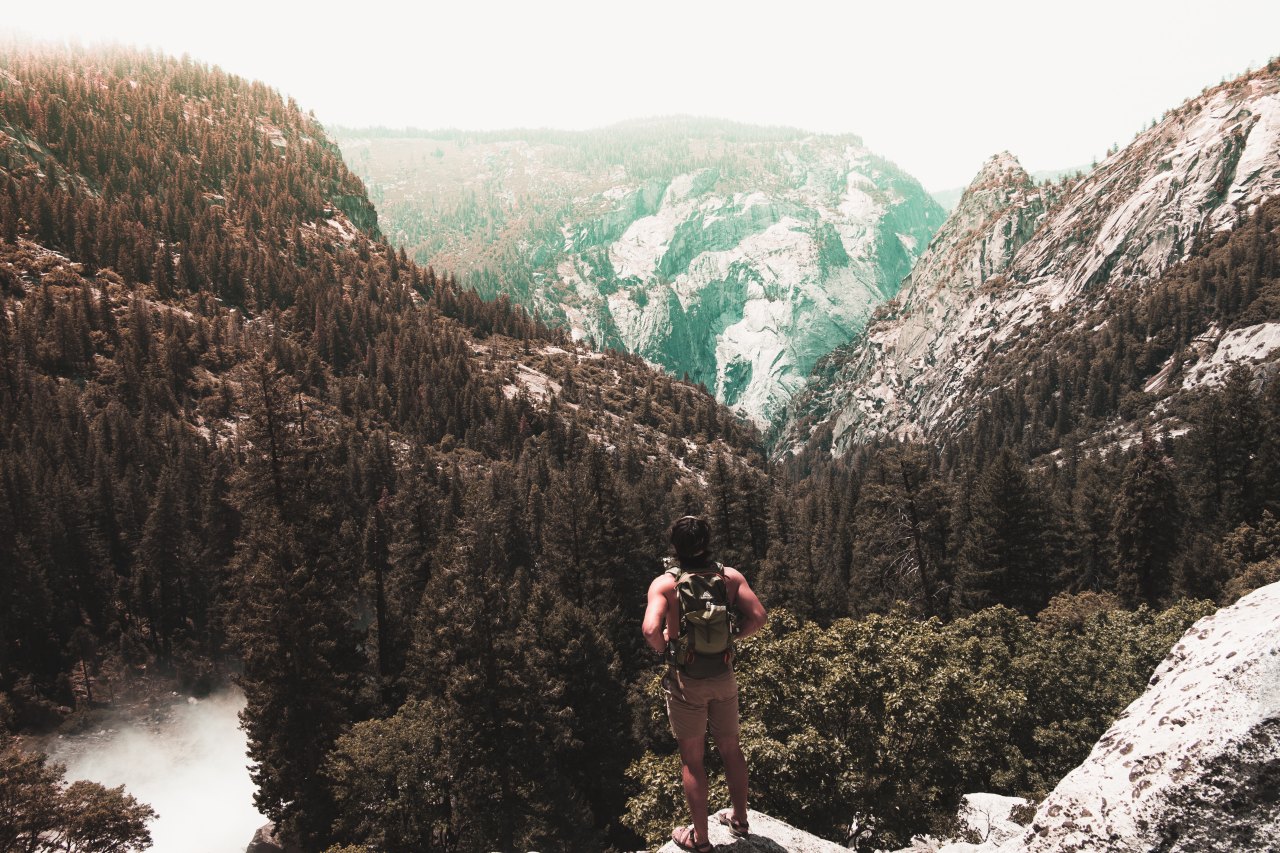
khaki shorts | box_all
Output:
[662,668,740,741]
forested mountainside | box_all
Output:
[780,59,1280,460]
[335,121,944,425]
[3,41,1279,853]
[0,41,765,851]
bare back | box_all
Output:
[643,564,767,654]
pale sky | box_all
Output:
[6,0,1279,189]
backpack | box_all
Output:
[666,561,737,677]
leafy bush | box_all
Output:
[624,599,1212,850]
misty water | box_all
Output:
[45,690,265,853]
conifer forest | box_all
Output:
[1,42,1279,853]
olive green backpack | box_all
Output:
[667,561,738,677]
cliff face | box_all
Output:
[780,151,1055,447]
[1003,580,1280,852]
[338,121,944,425]
[925,581,1280,853]
[780,63,1280,455]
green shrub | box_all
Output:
[624,599,1213,850]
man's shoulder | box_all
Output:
[649,571,677,593]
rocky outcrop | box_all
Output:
[998,579,1280,852]
[886,794,1031,853]
[924,581,1280,853]
[952,793,1030,849]
[656,809,848,853]
[339,120,944,426]
[781,62,1280,455]
[245,821,302,853]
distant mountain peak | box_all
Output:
[974,150,1029,182]
[339,124,945,426]
[778,59,1280,458]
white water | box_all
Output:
[46,689,264,853]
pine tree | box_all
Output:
[406,482,529,852]
[1254,376,1280,516]
[135,467,189,662]
[1060,455,1116,592]
[1111,435,1182,607]
[954,449,1056,615]
[1184,366,1261,530]
[228,357,366,848]
[362,502,395,710]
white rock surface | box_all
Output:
[1180,321,1280,390]
[655,809,848,852]
[953,794,1029,847]
[989,581,1280,852]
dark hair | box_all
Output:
[670,515,711,562]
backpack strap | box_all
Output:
[714,562,741,647]
[711,562,739,607]
[666,563,688,641]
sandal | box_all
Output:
[671,824,713,852]
[717,809,749,838]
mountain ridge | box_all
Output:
[779,59,1280,459]
[336,120,945,425]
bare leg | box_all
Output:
[676,735,709,845]
[717,733,749,823]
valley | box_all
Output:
[336,121,944,425]
[1,35,1278,853]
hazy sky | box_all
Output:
[6,0,1279,189]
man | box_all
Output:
[642,515,767,853]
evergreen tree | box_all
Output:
[1111,436,1182,607]
[228,358,366,848]
[1251,375,1280,516]
[1183,366,1261,529]
[362,502,395,710]
[1060,455,1116,593]
[954,449,1056,615]
[135,466,189,662]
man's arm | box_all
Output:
[642,574,672,654]
[726,567,767,639]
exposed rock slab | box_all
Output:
[655,809,848,852]
[995,581,1280,852]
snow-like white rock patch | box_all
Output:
[502,363,560,400]
[1181,322,1280,389]
[325,216,358,244]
